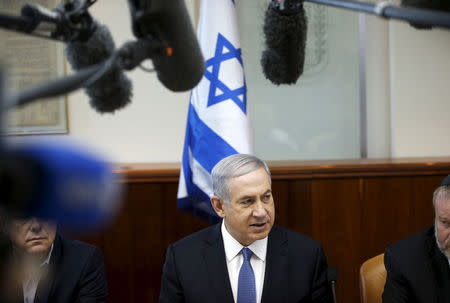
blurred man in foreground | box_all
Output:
[383,175,450,303]
[159,154,332,303]
[1,216,107,303]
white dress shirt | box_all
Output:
[22,244,53,303]
[221,221,267,303]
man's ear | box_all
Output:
[211,196,226,218]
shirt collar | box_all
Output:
[221,220,268,262]
[21,243,53,282]
[41,243,53,266]
[15,242,54,268]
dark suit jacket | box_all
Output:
[7,233,107,303]
[159,223,332,303]
[382,226,450,303]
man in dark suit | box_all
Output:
[159,154,332,303]
[1,217,107,303]
[382,175,450,303]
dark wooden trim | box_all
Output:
[115,157,450,183]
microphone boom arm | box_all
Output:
[303,0,450,30]
[3,38,167,110]
[0,0,97,42]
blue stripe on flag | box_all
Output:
[179,140,218,222]
[179,116,217,222]
[187,104,238,173]
[177,104,238,222]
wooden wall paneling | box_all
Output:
[409,175,441,231]
[102,184,136,303]
[271,180,292,228]
[361,176,422,259]
[68,230,105,253]
[310,178,362,303]
[130,183,167,303]
[160,182,210,247]
[285,180,313,237]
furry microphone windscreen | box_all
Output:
[401,0,450,29]
[65,22,132,113]
[261,0,307,85]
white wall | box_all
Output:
[389,21,450,157]
[365,14,450,158]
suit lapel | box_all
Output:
[34,234,62,303]
[427,230,450,303]
[261,226,288,303]
[203,223,234,303]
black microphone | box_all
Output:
[401,0,450,29]
[327,266,338,303]
[261,0,307,85]
[127,0,205,92]
[65,20,133,113]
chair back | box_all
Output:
[360,253,386,303]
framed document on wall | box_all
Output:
[0,0,68,135]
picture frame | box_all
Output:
[0,0,68,135]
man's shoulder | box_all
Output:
[270,225,323,250]
[171,224,219,250]
[50,234,105,284]
[57,234,102,259]
[385,226,433,258]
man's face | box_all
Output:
[435,196,450,257]
[212,167,275,246]
[8,218,56,257]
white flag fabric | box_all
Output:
[177,0,253,222]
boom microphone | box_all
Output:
[65,20,133,113]
[128,0,205,92]
[261,0,307,85]
[401,0,450,29]
[0,141,122,233]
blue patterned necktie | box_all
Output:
[237,247,256,303]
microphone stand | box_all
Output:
[327,266,338,303]
[331,279,337,303]
[304,0,450,30]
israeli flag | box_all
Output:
[177,0,253,222]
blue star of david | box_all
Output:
[204,33,247,114]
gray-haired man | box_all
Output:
[160,154,332,303]
[383,175,450,303]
